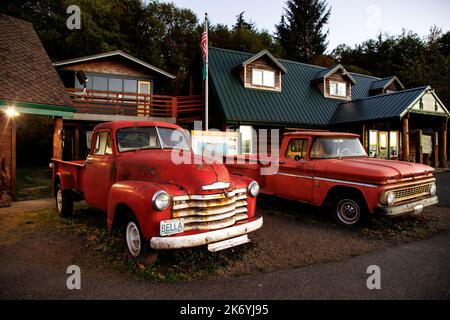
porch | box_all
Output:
[65,88,203,124]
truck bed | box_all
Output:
[52,159,86,193]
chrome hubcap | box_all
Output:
[337,199,360,225]
[126,222,141,257]
[56,190,63,213]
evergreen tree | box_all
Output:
[276,0,331,63]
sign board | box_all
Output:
[420,134,432,154]
[191,130,240,156]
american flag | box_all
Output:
[201,30,207,61]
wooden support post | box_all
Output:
[418,130,423,164]
[171,97,178,119]
[11,118,16,200]
[53,117,63,160]
[361,125,366,149]
[74,128,80,160]
[432,132,439,168]
[402,115,410,162]
[441,117,448,168]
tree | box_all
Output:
[276,0,331,63]
[233,12,255,31]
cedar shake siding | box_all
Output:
[241,56,282,92]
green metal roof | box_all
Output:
[329,86,428,125]
[209,47,436,127]
[209,47,382,126]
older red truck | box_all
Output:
[52,121,262,263]
[226,132,438,227]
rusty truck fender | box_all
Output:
[106,181,183,239]
[54,171,75,191]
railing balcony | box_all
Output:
[65,88,203,123]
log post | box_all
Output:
[418,130,423,164]
[402,115,410,162]
[74,128,80,160]
[11,118,16,201]
[53,117,63,160]
[433,132,439,168]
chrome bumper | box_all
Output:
[375,196,438,216]
[150,217,263,250]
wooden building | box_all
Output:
[0,14,75,204]
[53,51,203,160]
[203,47,449,168]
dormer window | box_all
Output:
[311,64,355,100]
[237,49,287,92]
[252,69,275,88]
[330,81,347,97]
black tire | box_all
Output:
[55,183,73,217]
[123,213,158,265]
[331,192,367,228]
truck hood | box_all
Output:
[322,157,434,185]
[115,149,232,194]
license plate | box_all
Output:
[160,218,184,236]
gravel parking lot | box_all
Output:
[0,172,449,295]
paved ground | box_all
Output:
[1,230,449,300]
[0,173,449,300]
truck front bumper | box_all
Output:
[150,217,263,250]
[375,196,438,217]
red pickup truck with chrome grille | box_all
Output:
[226,132,438,227]
[52,121,262,263]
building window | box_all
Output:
[330,81,347,97]
[239,125,253,154]
[369,130,378,158]
[389,131,399,159]
[252,69,275,88]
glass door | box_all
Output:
[137,81,151,116]
[378,131,388,159]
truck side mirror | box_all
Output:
[294,155,302,161]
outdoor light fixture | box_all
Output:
[4,107,19,118]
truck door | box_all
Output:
[275,138,313,203]
[84,130,114,212]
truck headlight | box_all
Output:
[429,182,437,196]
[152,190,170,210]
[386,191,396,206]
[248,181,260,197]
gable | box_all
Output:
[408,90,450,117]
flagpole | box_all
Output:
[204,12,209,131]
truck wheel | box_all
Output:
[124,215,158,265]
[55,184,73,217]
[331,193,366,228]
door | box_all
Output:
[378,131,388,159]
[84,130,114,212]
[274,138,313,202]
[137,81,151,117]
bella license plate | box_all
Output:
[160,218,184,236]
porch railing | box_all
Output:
[66,88,203,123]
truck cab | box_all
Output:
[53,121,263,263]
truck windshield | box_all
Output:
[116,127,190,152]
[310,137,368,159]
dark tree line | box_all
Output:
[1,0,449,105]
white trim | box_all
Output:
[399,86,430,119]
[202,182,231,191]
[277,172,378,188]
[53,50,176,79]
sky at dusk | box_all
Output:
[159,0,450,51]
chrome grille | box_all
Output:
[393,184,431,203]
[172,188,249,231]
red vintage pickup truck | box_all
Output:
[226,132,438,227]
[52,121,262,263]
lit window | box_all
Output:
[252,69,275,88]
[330,81,347,97]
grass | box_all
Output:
[15,165,53,201]
[31,205,253,282]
